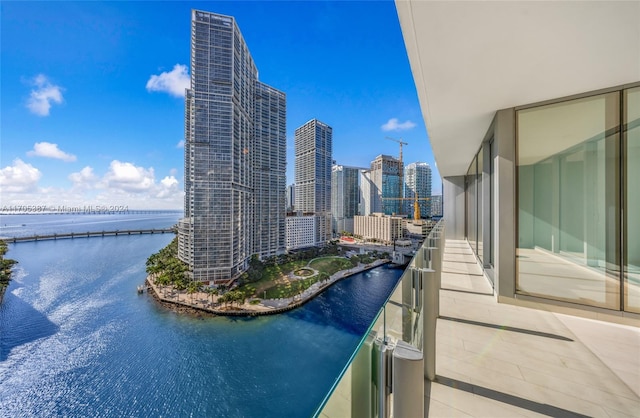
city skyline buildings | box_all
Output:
[1,2,441,211]
[253,81,287,259]
[368,154,403,216]
[331,164,365,235]
[404,162,431,218]
[178,10,286,283]
[294,119,332,245]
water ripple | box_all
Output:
[0,232,401,417]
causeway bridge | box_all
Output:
[3,228,175,243]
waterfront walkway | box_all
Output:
[146,259,389,316]
[429,239,640,417]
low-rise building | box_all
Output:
[286,214,318,250]
[403,218,436,239]
[354,213,404,245]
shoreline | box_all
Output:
[145,259,391,317]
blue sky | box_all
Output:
[1,0,440,210]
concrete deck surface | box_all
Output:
[431,239,640,418]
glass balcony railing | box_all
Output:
[314,219,445,418]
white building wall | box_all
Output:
[354,213,404,244]
[286,215,318,250]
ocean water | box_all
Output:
[0,212,182,238]
[0,215,402,417]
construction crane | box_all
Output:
[382,195,431,220]
[385,137,408,214]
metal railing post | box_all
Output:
[373,335,392,418]
[428,240,442,317]
[402,267,419,343]
[419,267,438,381]
[392,340,424,418]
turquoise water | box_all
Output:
[0,218,402,417]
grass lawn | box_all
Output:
[236,255,380,300]
[263,276,320,299]
[309,257,356,276]
[236,260,307,297]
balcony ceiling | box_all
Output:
[395,0,640,178]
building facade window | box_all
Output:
[625,87,640,313]
[516,91,622,310]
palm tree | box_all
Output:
[206,287,219,305]
[218,293,231,309]
[156,273,171,297]
[233,291,246,308]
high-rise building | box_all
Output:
[331,164,365,235]
[286,184,295,212]
[359,170,374,216]
[294,119,332,244]
[430,194,442,217]
[369,154,403,216]
[404,162,432,218]
[253,81,287,259]
[178,10,286,284]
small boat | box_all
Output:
[137,285,145,294]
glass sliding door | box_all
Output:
[625,87,640,313]
[517,92,621,310]
[466,157,477,252]
[477,149,484,264]
[487,139,496,268]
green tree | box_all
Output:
[187,281,200,303]
[205,287,219,304]
[0,240,17,288]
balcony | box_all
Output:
[315,221,640,417]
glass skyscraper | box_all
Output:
[253,81,287,259]
[369,154,402,216]
[294,119,332,244]
[404,162,432,219]
[178,10,286,284]
[331,164,365,235]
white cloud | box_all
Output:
[103,160,155,192]
[176,140,185,148]
[69,166,97,186]
[0,159,42,193]
[26,74,64,116]
[1,160,184,210]
[146,64,190,98]
[156,176,179,198]
[381,118,416,132]
[27,142,77,162]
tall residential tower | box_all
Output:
[368,154,403,216]
[404,162,432,218]
[331,164,365,234]
[178,10,286,284]
[294,119,332,244]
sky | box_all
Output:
[1,0,440,210]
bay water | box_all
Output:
[0,214,402,417]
